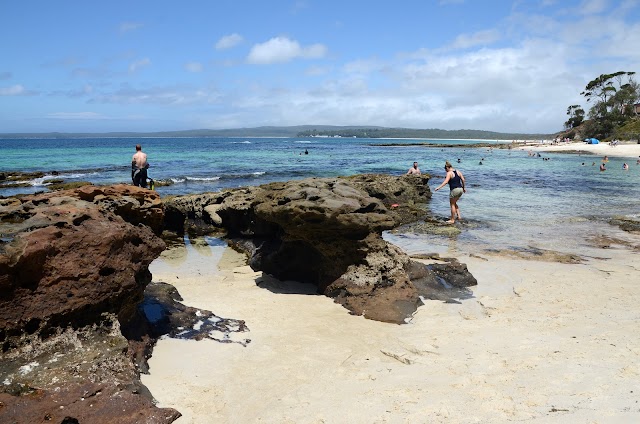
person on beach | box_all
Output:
[132,144,150,188]
[407,161,421,175]
[434,161,466,224]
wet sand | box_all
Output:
[142,240,640,423]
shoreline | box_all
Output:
[514,140,640,159]
[142,238,640,423]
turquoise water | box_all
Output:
[2,137,639,257]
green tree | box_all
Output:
[578,71,639,139]
[564,105,585,130]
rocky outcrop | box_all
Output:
[0,185,178,423]
[163,174,476,324]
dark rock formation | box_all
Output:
[0,185,179,423]
[163,174,477,324]
[610,216,640,234]
[126,282,250,374]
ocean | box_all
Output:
[2,137,639,258]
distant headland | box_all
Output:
[0,125,552,140]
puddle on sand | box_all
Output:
[150,234,229,279]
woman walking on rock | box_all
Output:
[434,161,466,224]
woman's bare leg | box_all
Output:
[446,198,457,224]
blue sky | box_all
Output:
[1,0,639,134]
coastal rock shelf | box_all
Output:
[0,184,179,423]
[0,176,477,422]
[164,174,477,324]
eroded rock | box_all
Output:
[164,174,477,323]
[0,185,174,423]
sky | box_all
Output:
[1,0,639,134]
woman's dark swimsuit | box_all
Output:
[448,170,463,190]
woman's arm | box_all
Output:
[459,171,466,192]
[434,171,451,191]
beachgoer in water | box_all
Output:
[434,161,466,224]
[600,163,606,171]
[623,163,629,170]
[603,155,609,162]
[305,149,309,155]
[132,144,149,188]
[407,161,421,175]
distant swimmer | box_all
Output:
[406,161,421,175]
[600,163,606,171]
[623,163,629,170]
[305,149,309,155]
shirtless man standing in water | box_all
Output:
[131,144,149,188]
[406,161,421,175]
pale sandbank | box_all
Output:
[516,140,640,159]
[142,239,640,423]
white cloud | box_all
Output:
[580,0,609,15]
[47,112,107,120]
[246,36,327,64]
[185,62,204,73]
[0,84,26,95]
[448,29,501,50]
[215,33,243,50]
[129,58,151,73]
[343,59,384,75]
[119,22,143,34]
[89,84,221,106]
[305,65,332,76]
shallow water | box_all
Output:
[2,137,639,257]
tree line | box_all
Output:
[564,71,639,140]
[296,128,550,140]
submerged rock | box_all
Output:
[609,216,640,234]
[483,246,584,264]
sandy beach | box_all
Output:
[515,140,640,159]
[142,238,640,423]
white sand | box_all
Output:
[142,241,640,423]
[516,141,640,159]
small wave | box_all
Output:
[293,140,313,144]
[186,176,221,181]
[61,172,98,179]
[30,175,64,186]
[252,171,266,176]
[231,141,252,144]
